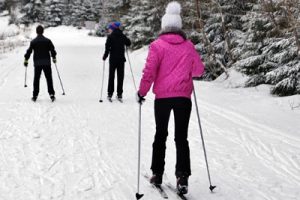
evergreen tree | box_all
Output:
[44,0,65,27]
[241,0,300,96]
[21,0,45,24]
[64,0,101,27]
[122,0,161,49]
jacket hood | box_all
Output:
[158,28,187,45]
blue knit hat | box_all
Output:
[108,21,121,30]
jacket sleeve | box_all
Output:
[192,46,205,77]
[138,43,160,97]
[103,36,112,60]
[24,41,33,60]
[49,40,57,58]
[123,34,131,47]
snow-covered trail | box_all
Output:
[0,27,299,200]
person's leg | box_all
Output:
[151,98,172,176]
[107,63,116,97]
[116,62,124,98]
[173,98,192,177]
[43,66,55,95]
[33,66,42,97]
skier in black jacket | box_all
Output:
[24,25,57,102]
[103,22,131,101]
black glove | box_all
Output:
[53,58,57,63]
[24,60,28,67]
[102,55,107,61]
[136,92,145,104]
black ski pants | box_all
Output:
[107,61,124,97]
[33,65,55,97]
[151,97,192,177]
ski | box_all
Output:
[107,97,113,102]
[143,174,168,199]
[165,183,188,200]
[152,184,168,199]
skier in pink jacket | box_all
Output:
[137,1,205,194]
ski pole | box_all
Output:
[192,82,216,192]
[24,67,28,87]
[99,61,105,102]
[126,47,143,198]
[136,102,144,200]
[125,48,137,92]
[54,63,66,95]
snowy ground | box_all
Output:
[0,26,300,200]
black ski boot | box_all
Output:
[117,95,123,103]
[107,95,112,102]
[50,94,56,102]
[176,173,189,194]
[31,96,37,102]
[150,174,162,186]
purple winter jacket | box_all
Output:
[138,33,205,99]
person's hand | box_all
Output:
[24,60,28,67]
[102,55,106,61]
[53,58,57,63]
[136,92,145,104]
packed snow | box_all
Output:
[0,26,299,200]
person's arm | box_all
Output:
[103,36,112,60]
[24,41,33,61]
[138,43,160,97]
[24,41,33,67]
[123,34,131,47]
[49,40,57,59]
[192,45,205,77]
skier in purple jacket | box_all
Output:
[137,1,205,194]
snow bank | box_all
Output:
[0,15,30,54]
[214,68,249,88]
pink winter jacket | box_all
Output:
[138,33,205,99]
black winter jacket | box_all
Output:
[24,35,57,66]
[103,29,131,63]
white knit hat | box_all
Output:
[161,1,182,30]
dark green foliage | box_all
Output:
[20,0,102,27]
[245,74,266,87]
[271,75,298,96]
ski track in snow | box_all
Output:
[0,102,125,200]
[200,100,300,184]
[0,27,299,200]
[190,99,300,200]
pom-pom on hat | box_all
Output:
[161,1,182,30]
[108,21,121,30]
